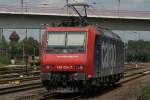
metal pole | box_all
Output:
[0,28,2,42]
[84,5,87,17]
[25,28,28,75]
[25,2,28,12]
[134,32,138,68]
[123,33,127,63]
[23,42,25,63]
[66,0,69,15]
[39,29,41,46]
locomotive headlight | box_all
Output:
[79,66,84,70]
[45,65,53,70]
[46,65,50,70]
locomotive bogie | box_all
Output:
[41,73,123,92]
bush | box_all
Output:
[0,55,10,65]
[143,87,150,97]
[126,51,150,62]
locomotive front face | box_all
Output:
[41,31,88,81]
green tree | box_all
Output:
[126,40,150,62]
[0,35,8,49]
[0,35,10,65]
[9,31,20,42]
[9,31,21,58]
[21,37,39,56]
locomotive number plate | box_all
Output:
[56,66,73,69]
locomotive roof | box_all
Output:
[96,25,121,40]
[46,25,122,41]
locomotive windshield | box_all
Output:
[67,32,85,46]
[47,32,66,46]
[46,31,86,53]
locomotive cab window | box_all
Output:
[67,32,86,47]
[47,32,66,47]
[46,31,87,53]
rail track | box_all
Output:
[121,70,150,84]
[0,80,42,95]
[0,71,40,79]
[0,76,40,84]
[0,65,41,96]
[0,71,40,85]
[0,65,39,74]
[124,63,150,72]
[0,65,40,84]
[0,65,150,100]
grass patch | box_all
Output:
[143,86,150,97]
[0,55,10,67]
[0,63,7,67]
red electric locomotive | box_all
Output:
[40,3,124,92]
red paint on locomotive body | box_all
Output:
[40,25,97,80]
[41,54,86,72]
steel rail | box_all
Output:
[0,81,42,95]
[0,76,40,84]
[121,70,150,84]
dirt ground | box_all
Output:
[87,74,150,100]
